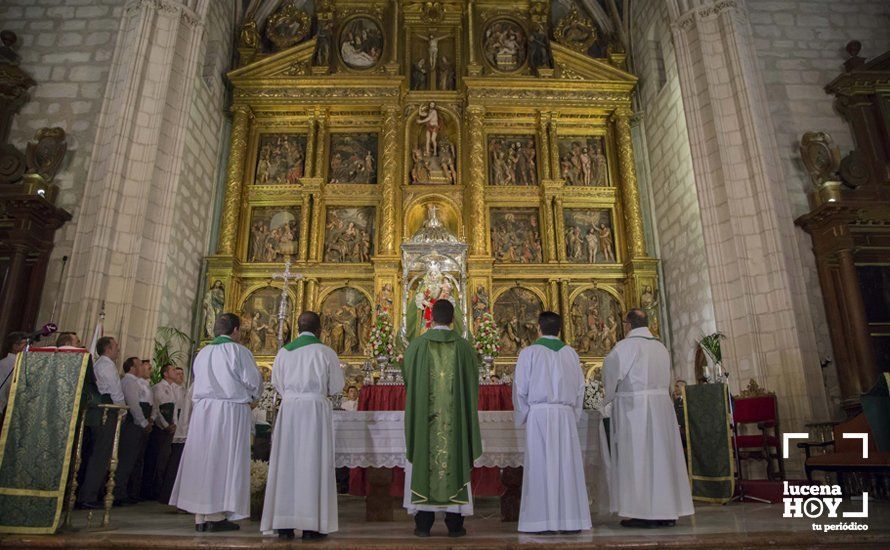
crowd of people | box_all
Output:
[0,302,692,539]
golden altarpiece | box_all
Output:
[201,0,659,376]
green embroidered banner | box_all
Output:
[0,350,91,534]
[682,383,735,503]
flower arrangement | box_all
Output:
[250,459,269,495]
[257,380,279,418]
[473,312,501,359]
[367,312,395,359]
[583,366,605,412]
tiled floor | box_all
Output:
[2,496,888,548]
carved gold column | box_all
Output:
[307,182,324,261]
[466,105,487,255]
[304,114,317,178]
[295,278,306,312]
[553,195,567,262]
[537,111,552,180]
[385,0,399,74]
[314,109,328,178]
[548,115,560,182]
[299,192,311,260]
[467,0,481,75]
[379,104,401,256]
[558,279,571,335]
[305,278,319,310]
[217,104,252,256]
[612,107,647,259]
[540,190,557,262]
[548,279,559,312]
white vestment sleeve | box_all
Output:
[513,349,530,426]
[271,350,284,396]
[571,348,585,423]
[122,375,148,428]
[602,348,620,407]
[327,351,345,396]
[239,346,263,400]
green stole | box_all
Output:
[207,335,234,345]
[402,328,483,506]
[283,333,321,351]
[532,337,566,351]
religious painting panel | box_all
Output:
[562,208,616,264]
[247,206,301,262]
[320,287,372,356]
[493,287,544,355]
[338,16,384,70]
[254,133,307,185]
[481,18,527,73]
[557,136,609,186]
[409,102,457,185]
[570,289,623,357]
[409,30,456,91]
[323,206,375,263]
[240,287,293,357]
[490,208,543,264]
[487,134,539,186]
[327,133,378,184]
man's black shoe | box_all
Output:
[620,518,659,528]
[206,519,240,532]
[278,528,295,539]
[448,527,467,538]
[560,530,581,534]
[413,529,430,538]
[113,498,137,507]
[302,530,327,541]
[195,523,207,532]
[75,501,103,510]
[656,520,677,527]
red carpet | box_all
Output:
[739,479,810,503]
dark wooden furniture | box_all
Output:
[798,413,890,492]
[733,394,786,480]
[796,42,890,414]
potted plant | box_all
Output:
[150,326,192,384]
[699,332,727,383]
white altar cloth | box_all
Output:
[332,410,610,511]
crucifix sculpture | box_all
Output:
[272,257,303,347]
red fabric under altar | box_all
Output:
[348,384,513,497]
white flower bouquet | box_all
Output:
[250,459,269,495]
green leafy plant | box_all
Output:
[699,332,726,365]
[151,326,193,384]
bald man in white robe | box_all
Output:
[170,313,262,532]
[603,308,693,528]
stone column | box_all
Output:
[378,104,401,256]
[217,104,253,256]
[612,107,647,260]
[466,105,487,256]
[668,0,828,439]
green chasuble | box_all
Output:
[402,328,482,506]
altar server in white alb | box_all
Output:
[513,311,591,533]
[170,313,262,533]
[261,311,344,541]
[603,308,693,528]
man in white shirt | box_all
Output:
[141,363,178,500]
[513,311,591,533]
[603,309,693,528]
[261,311,345,540]
[77,336,126,509]
[115,356,154,505]
[159,367,190,505]
[0,332,27,418]
[170,313,262,532]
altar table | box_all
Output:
[334,410,609,521]
[350,384,512,498]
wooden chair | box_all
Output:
[732,394,785,480]
[798,413,890,488]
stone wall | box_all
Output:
[0,0,122,330]
[748,0,890,411]
[630,0,717,380]
[156,0,233,335]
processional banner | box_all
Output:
[0,349,90,534]
[682,383,735,503]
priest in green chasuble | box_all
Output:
[402,299,482,538]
